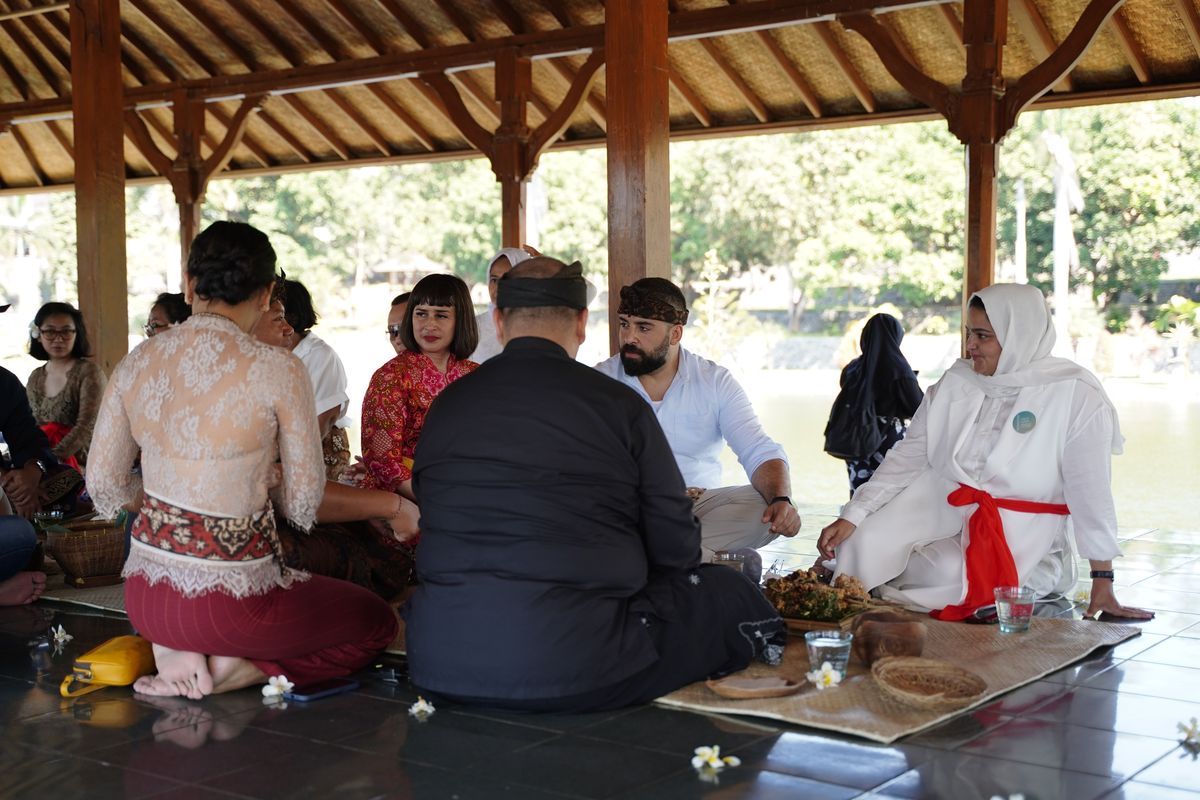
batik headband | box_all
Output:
[496,261,590,310]
[617,284,688,325]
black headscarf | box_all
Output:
[837,314,922,419]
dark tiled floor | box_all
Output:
[3,508,1200,799]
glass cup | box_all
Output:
[804,630,854,679]
[711,551,745,574]
[994,586,1036,633]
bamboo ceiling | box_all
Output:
[0,0,1197,193]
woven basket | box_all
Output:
[46,519,127,589]
[872,656,987,712]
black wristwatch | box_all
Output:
[1090,570,1115,581]
[769,496,792,506]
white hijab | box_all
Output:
[949,283,1124,454]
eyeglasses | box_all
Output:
[37,327,76,341]
[143,322,170,337]
[387,325,403,338]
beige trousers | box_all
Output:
[693,485,777,561]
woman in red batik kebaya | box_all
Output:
[360,274,479,503]
[88,221,398,700]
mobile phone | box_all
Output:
[283,677,360,702]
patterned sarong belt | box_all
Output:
[929,483,1070,622]
[124,496,308,599]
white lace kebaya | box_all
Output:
[88,313,325,598]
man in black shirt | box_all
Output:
[406,258,785,711]
[1,297,51,604]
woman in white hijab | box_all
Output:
[818,284,1151,621]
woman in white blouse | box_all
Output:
[819,284,1152,622]
[89,222,398,699]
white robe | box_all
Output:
[833,368,1122,611]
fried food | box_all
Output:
[764,569,872,621]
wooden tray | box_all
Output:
[706,675,804,700]
[783,609,866,634]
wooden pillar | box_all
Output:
[605,0,670,354]
[494,49,531,247]
[70,0,127,373]
[173,92,205,275]
[959,0,1007,315]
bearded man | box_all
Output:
[595,278,801,573]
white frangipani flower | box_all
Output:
[408,696,436,719]
[691,745,741,772]
[1179,717,1200,746]
[51,625,73,645]
[261,675,294,700]
[805,660,842,690]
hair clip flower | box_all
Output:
[261,675,294,703]
[806,661,842,690]
[408,696,435,720]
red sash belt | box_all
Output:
[929,483,1069,621]
[40,422,80,471]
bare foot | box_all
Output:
[134,645,214,700]
[0,572,46,605]
[208,655,267,694]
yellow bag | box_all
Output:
[59,635,156,698]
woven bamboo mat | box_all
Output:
[38,572,127,614]
[655,616,1140,744]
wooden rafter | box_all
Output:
[4,0,958,121]
[840,13,952,118]
[0,35,32,100]
[547,57,606,129]
[126,0,217,78]
[0,15,64,96]
[1002,0,1126,130]
[449,71,502,125]
[1176,0,1200,59]
[540,0,574,29]
[420,71,492,153]
[491,0,526,35]
[668,64,713,126]
[124,109,175,175]
[527,48,605,160]
[365,83,436,151]
[1109,10,1151,84]
[937,2,964,44]
[325,0,389,56]
[328,88,392,156]
[815,20,876,113]
[1011,0,1073,92]
[375,0,434,48]
[281,94,351,160]
[755,29,822,117]
[698,37,771,122]
[431,0,478,42]
[43,118,71,158]
[19,10,73,83]
[9,124,45,184]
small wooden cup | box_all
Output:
[851,611,927,666]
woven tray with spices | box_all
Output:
[763,569,873,632]
[871,656,987,712]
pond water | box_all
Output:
[725,370,1200,531]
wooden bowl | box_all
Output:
[851,613,927,666]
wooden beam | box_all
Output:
[755,29,823,118]
[281,94,352,160]
[1,11,67,95]
[668,65,713,126]
[607,0,671,353]
[1176,0,1200,59]
[840,13,952,120]
[540,0,574,29]
[815,21,876,112]
[11,0,960,117]
[44,118,71,158]
[375,0,433,48]
[491,0,527,35]
[528,48,605,160]
[327,88,392,156]
[937,2,963,44]
[127,0,219,77]
[431,0,478,42]
[698,37,772,122]
[420,71,493,154]
[495,48,531,246]
[1011,0,1073,92]
[71,0,126,373]
[366,83,437,151]
[124,110,175,176]
[0,2,66,24]
[548,57,607,130]
[449,71,502,125]
[1002,0,1125,131]
[1109,9,1151,84]
[9,125,46,184]
[324,0,389,56]
[201,95,266,178]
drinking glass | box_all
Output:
[994,586,1036,633]
[804,630,853,678]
